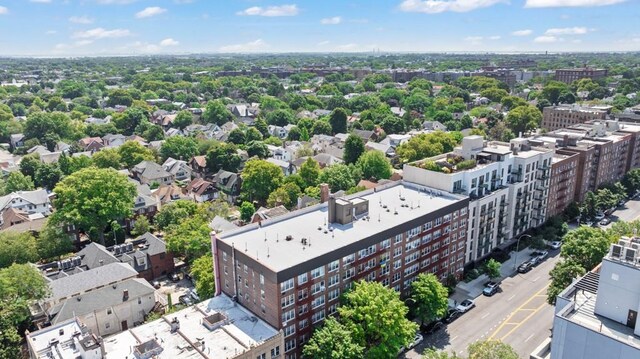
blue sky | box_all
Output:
[0,0,638,56]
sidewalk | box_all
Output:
[450,247,537,305]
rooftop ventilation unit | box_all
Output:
[625,248,637,262]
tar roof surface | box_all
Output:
[217,181,465,273]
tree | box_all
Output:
[344,134,365,165]
[36,222,74,261]
[239,201,255,223]
[505,105,541,135]
[547,260,586,305]
[245,127,263,142]
[118,140,155,168]
[19,154,41,179]
[155,200,199,230]
[299,157,321,188]
[318,164,361,192]
[241,159,284,204]
[92,148,122,169]
[107,89,134,107]
[202,100,233,125]
[0,231,38,268]
[485,258,501,281]
[357,150,393,181]
[287,126,301,141]
[2,171,34,194]
[52,168,136,245]
[131,216,151,237]
[227,128,246,145]
[266,109,294,126]
[411,273,449,325]
[113,108,146,136]
[246,141,269,159]
[561,226,610,270]
[160,136,198,161]
[422,349,462,359]
[206,143,242,173]
[173,110,193,129]
[329,108,348,134]
[165,215,211,261]
[467,340,519,359]
[311,120,332,135]
[191,254,215,299]
[303,317,365,359]
[34,163,62,190]
[381,115,405,134]
[339,281,418,358]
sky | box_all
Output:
[0,0,638,56]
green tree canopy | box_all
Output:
[561,226,610,271]
[118,140,155,168]
[239,201,255,223]
[92,148,122,169]
[52,168,136,245]
[160,135,199,161]
[357,150,393,181]
[2,171,34,194]
[155,200,200,230]
[206,143,242,173]
[318,164,362,192]
[467,340,519,359]
[329,107,348,134]
[343,134,365,165]
[505,105,542,135]
[241,159,284,204]
[299,157,321,188]
[485,258,501,280]
[202,100,233,125]
[0,231,38,268]
[547,260,586,304]
[303,317,365,359]
[411,273,449,325]
[173,110,193,129]
[190,254,215,299]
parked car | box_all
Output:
[549,241,562,250]
[408,333,423,349]
[152,280,161,289]
[443,308,461,323]
[532,250,549,262]
[189,288,200,302]
[179,294,193,306]
[518,261,533,273]
[456,299,475,313]
[421,321,444,335]
[599,218,612,226]
[483,282,500,296]
[169,272,181,282]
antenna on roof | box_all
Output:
[267,246,270,258]
[245,242,248,252]
[256,251,259,261]
[378,213,381,222]
[264,233,267,242]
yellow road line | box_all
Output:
[488,284,549,339]
[499,303,548,341]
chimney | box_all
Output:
[328,196,336,225]
[320,183,330,203]
[123,289,129,301]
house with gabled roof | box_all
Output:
[162,157,192,181]
[132,160,174,185]
[185,178,218,203]
[212,170,241,204]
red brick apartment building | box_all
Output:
[554,67,608,84]
[542,105,607,132]
[212,181,468,358]
[546,150,580,218]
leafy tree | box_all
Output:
[467,340,519,359]
[245,127,263,142]
[202,100,233,125]
[160,136,198,161]
[485,258,501,281]
[2,171,34,194]
[36,222,74,261]
[381,115,405,134]
[118,140,155,168]
[411,273,449,325]
[206,143,242,173]
[246,141,269,159]
[422,349,462,359]
[239,201,255,223]
[19,154,42,179]
[303,317,365,359]
[267,187,293,208]
[505,105,541,135]
[318,164,361,192]
[561,226,610,270]
[329,108,348,134]
[155,200,199,230]
[311,120,332,135]
[92,148,122,169]
[254,117,269,137]
[339,281,418,358]
[107,88,134,107]
[173,110,193,129]
[299,157,321,188]
[165,215,211,261]
[227,128,246,145]
[131,216,151,237]
[34,163,63,190]
[52,168,136,245]
[113,107,146,136]
[241,159,284,204]
[547,260,586,305]
[191,254,215,299]
[266,109,294,126]
[357,150,392,181]
[0,231,38,268]
[67,155,93,174]
[287,126,301,141]
[344,134,365,165]
[396,131,459,163]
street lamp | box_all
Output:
[513,234,532,269]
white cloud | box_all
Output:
[69,16,94,24]
[74,40,93,46]
[219,39,268,52]
[45,30,57,35]
[488,35,501,40]
[512,29,533,36]
[317,40,330,46]
[320,16,342,25]
[525,0,625,8]
[30,0,52,3]
[96,0,138,4]
[136,7,167,18]
[237,4,299,17]
[0,6,8,14]
[545,27,588,35]
[399,0,508,14]
[73,27,131,39]
[160,38,179,47]
[533,35,561,43]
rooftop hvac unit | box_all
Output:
[126,243,133,252]
[625,248,637,262]
[611,244,623,258]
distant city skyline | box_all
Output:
[0,0,638,56]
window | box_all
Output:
[299,319,308,330]
[435,217,443,226]
[298,289,308,301]
[393,259,401,270]
[222,252,228,261]
[257,353,266,359]
[107,309,112,315]
[105,323,110,329]
[283,324,296,337]
[421,233,432,245]
[394,234,403,244]
[328,274,340,287]
[423,221,432,231]
[393,247,402,258]
[343,253,355,264]
[343,268,355,280]
[312,310,325,324]
[443,214,451,223]
[405,238,420,252]
[281,309,295,324]
[405,252,420,264]
[404,263,420,277]
[311,281,325,295]
[311,296,325,309]
[407,226,421,238]
[297,273,308,285]
[328,260,339,272]
[328,303,338,315]
[281,279,294,293]
[285,339,296,352]
[271,346,281,358]
[311,266,325,279]
[381,239,391,249]
[298,304,308,315]
[281,294,294,308]
[260,274,264,285]
[392,272,401,283]
[328,288,340,301]
[433,229,442,239]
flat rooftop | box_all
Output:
[218,181,466,273]
[560,290,640,350]
[27,318,102,359]
[104,294,279,359]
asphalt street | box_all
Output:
[404,196,640,358]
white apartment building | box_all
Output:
[404,136,553,263]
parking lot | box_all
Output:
[155,274,195,306]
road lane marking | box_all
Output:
[500,303,548,341]
[507,294,516,301]
[451,336,458,341]
[481,312,490,319]
[524,333,535,342]
[488,284,549,339]
[532,276,540,282]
